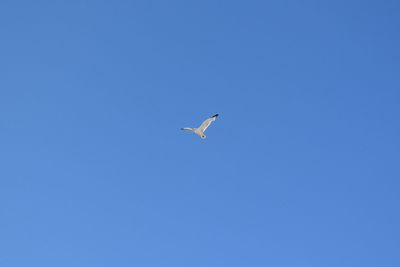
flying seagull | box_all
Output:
[181,114,219,139]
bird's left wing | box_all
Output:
[198,114,219,132]
[181,127,194,132]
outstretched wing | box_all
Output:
[181,127,195,132]
[198,114,219,132]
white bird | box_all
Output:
[181,114,219,139]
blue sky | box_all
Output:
[1,1,399,266]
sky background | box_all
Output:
[1,0,400,266]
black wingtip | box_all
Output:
[211,113,219,118]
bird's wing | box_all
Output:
[181,127,195,132]
[198,114,218,132]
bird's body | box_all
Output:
[181,114,219,139]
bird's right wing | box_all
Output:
[198,114,218,132]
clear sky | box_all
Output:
[1,1,399,266]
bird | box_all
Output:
[181,114,219,139]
